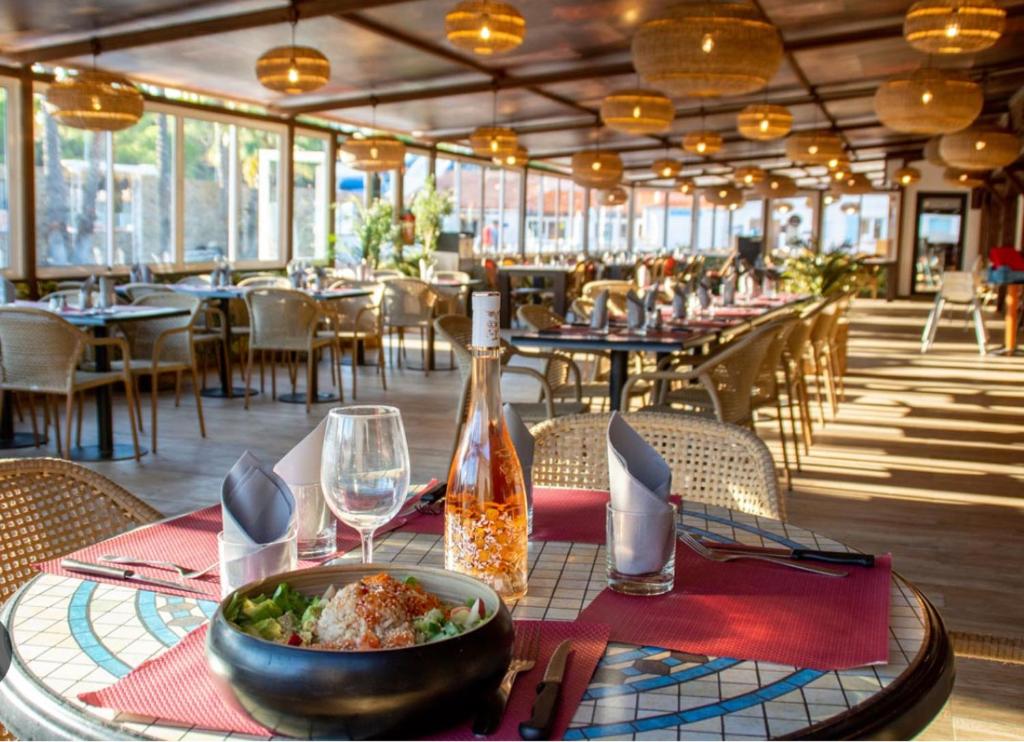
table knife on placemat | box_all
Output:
[519,640,573,741]
[60,558,207,594]
[702,541,875,567]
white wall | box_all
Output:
[893,159,981,296]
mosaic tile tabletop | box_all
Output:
[0,504,928,740]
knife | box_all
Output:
[397,479,447,519]
[702,541,874,567]
[60,558,207,594]
[519,640,573,741]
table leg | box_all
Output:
[885,265,897,302]
[498,272,512,328]
[202,297,257,399]
[0,390,47,449]
[70,327,142,461]
[1005,285,1021,353]
[427,322,436,371]
[552,273,568,318]
[608,350,629,412]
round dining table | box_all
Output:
[0,503,953,740]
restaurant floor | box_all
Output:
[7,297,1022,739]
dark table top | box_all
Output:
[498,264,574,275]
[167,286,374,301]
[11,301,190,327]
[511,323,718,353]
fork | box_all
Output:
[678,531,848,578]
[472,623,542,736]
[99,555,218,581]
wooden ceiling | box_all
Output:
[3,0,1023,185]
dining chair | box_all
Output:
[382,278,438,374]
[783,299,826,454]
[805,297,845,423]
[243,288,336,413]
[750,315,801,490]
[39,288,100,308]
[581,280,631,316]
[175,275,212,287]
[0,307,140,459]
[433,270,472,316]
[434,314,589,463]
[530,412,783,520]
[920,270,987,355]
[113,293,206,454]
[122,282,171,302]
[323,280,387,398]
[238,274,291,289]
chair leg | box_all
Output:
[271,351,278,400]
[378,341,388,391]
[26,393,39,448]
[50,396,63,457]
[259,350,266,394]
[420,328,428,376]
[305,353,314,414]
[350,342,358,400]
[64,392,75,461]
[922,296,944,353]
[971,302,987,355]
[121,377,141,461]
[774,394,792,491]
[812,354,827,426]
[76,393,84,447]
[799,375,813,451]
[244,345,255,410]
[191,365,207,439]
[151,371,160,454]
[823,352,839,419]
[134,377,145,432]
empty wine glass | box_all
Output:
[320,405,410,563]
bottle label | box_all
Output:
[471,292,501,348]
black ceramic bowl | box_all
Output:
[206,563,514,739]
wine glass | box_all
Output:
[320,405,411,563]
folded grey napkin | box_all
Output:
[129,264,141,283]
[98,276,115,309]
[697,282,711,311]
[314,267,326,292]
[0,278,15,304]
[606,412,676,575]
[141,264,154,283]
[503,403,534,517]
[626,290,645,330]
[672,284,688,320]
[644,288,658,314]
[722,276,736,306]
[210,267,223,287]
[589,290,609,330]
[80,275,96,309]
[289,268,304,289]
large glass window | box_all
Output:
[540,174,562,254]
[498,168,521,254]
[634,188,666,252]
[482,166,502,254]
[730,198,764,240]
[182,118,229,264]
[768,194,816,256]
[235,125,281,262]
[402,151,430,209]
[696,196,730,253]
[458,161,482,244]
[666,190,694,251]
[292,133,328,260]
[334,156,366,262]
[592,190,629,255]
[568,181,586,253]
[524,170,541,254]
[435,156,460,233]
[0,86,10,269]
[822,193,894,254]
[112,112,174,266]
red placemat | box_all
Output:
[579,542,891,670]
[79,620,610,740]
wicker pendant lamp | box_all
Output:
[445,1,526,56]
[904,0,1005,54]
[652,158,683,178]
[838,173,873,194]
[737,104,792,141]
[944,167,985,187]
[599,186,629,207]
[45,69,143,131]
[256,11,329,94]
[874,67,982,134]
[601,89,675,134]
[785,130,844,165]
[494,144,528,167]
[683,129,723,156]
[733,166,765,187]
[675,177,696,195]
[939,124,1021,171]
[924,137,947,166]
[470,126,518,158]
[632,1,783,98]
[343,135,406,172]
[756,173,797,198]
[705,185,744,209]
[571,150,624,188]
[895,166,922,186]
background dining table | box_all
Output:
[0,500,953,740]
[497,265,573,327]
[0,302,191,461]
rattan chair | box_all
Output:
[750,315,801,490]
[621,321,781,428]
[782,300,825,454]
[243,288,336,413]
[175,275,211,287]
[238,274,291,289]
[530,412,783,520]
[122,282,171,302]
[805,298,845,423]
[0,307,140,459]
[113,293,206,454]
[322,280,387,398]
[581,280,631,316]
[39,288,99,308]
[382,278,438,374]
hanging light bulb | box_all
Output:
[808,144,819,155]
[945,20,960,38]
[975,138,986,150]
[632,105,641,118]
[828,156,839,168]
[592,161,602,171]
[921,89,933,104]
[256,16,330,95]
[824,193,835,205]
[760,119,770,132]
[696,141,707,153]
[480,15,492,40]
[370,145,379,159]
[91,95,102,111]
[701,33,715,53]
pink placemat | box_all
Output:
[79,620,610,740]
[579,542,891,670]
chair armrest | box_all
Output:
[620,368,701,409]
[501,366,556,418]
[85,336,133,371]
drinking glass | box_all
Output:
[320,405,410,563]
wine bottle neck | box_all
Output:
[469,347,503,423]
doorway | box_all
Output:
[913,192,967,293]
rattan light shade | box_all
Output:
[704,185,744,209]
[45,69,143,131]
[601,89,675,135]
[599,186,629,207]
[445,1,526,55]
[939,124,1021,171]
[256,45,330,94]
[837,173,873,195]
[755,174,797,198]
[343,136,406,172]
[652,158,683,178]
[874,68,982,134]
[944,167,985,187]
[469,126,518,158]
[895,166,922,186]
[904,0,1005,54]
[785,130,844,165]
[924,137,947,166]
[675,177,696,195]
[632,1,783,97]
[494,144,528,167]
[571,151,624,188]
[734,166,766,187]
[737,104,792,141]
[682,130,723,156]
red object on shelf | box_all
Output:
[989,245,1024,270]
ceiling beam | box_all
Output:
[2,0,413,64]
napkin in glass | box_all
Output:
[289,267,304,289]
[273,419,332,547]
[722,275,737,306]
[80,275,96,309]
[671,284,688,320]
[98,276,115,309]
[502,403,534,516]
[0,277,16,304]
[589,290,609,330]
[697,280,712,311]
[129,263,141,283]
[221,451,297,586]
[625,290,645,330]
[606,412,676,575]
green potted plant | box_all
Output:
[355,198,397,270]
[782,249,866,296]
[410,174,454,257]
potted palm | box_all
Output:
[355,198,397,270]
